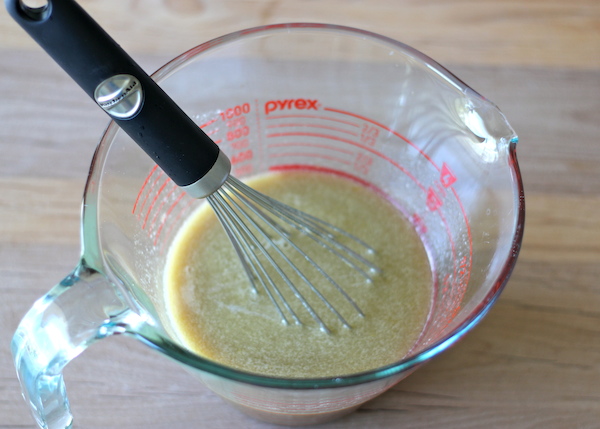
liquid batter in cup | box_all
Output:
[164,170,433,378]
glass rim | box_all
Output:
[84,23,525,389]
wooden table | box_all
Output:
[1,1,598,428]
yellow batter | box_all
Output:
[164,170,432,378]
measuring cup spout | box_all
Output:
[11,263,139,429]
[459,89,518,163]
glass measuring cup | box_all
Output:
[12,23,524,428]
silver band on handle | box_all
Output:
[181,150,231,198]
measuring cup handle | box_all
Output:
[11,263,138,429]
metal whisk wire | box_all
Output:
[207,175,379,334]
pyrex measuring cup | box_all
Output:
[12,23,524,428]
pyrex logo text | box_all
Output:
[264,98,319,115]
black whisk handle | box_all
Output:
[5,0,221,188]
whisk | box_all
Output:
[8,0,379,333]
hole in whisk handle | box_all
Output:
[15,0,51,21]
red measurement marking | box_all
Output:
[426,187,443,211]
[411,213,428,234]
[353,152,374,175]
[324,106,473,290]
[457,255,469,288]
[267,142,356,156]
[132,164,159,214]
[324,107,437,167]
[254,99,263,165]
[266,130,425,191]
[428,182,447,208]
[148,181,179,235]
[268,151,352,165]
[444,216,461,309]
[157,197,197,252]
[440,162,457,188]
[231,138,250,150]
[360,123,380,147]
[268,131,354,144]
[265,113,359,128]
[136,169,165,219]
[266,122,358,137]
[199,118,217,129]
[219,103,251,120]
[233,164,254,177]
[142,177,170,229]
[225,116,246,128]
[226,126,250,141]
[153,190,186,246]
[441,273,452,296]
[230,149,253,165]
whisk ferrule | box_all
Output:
[182,150,232,198]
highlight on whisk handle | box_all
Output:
[6,0,225,191]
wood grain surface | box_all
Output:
[1,1,599,428]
